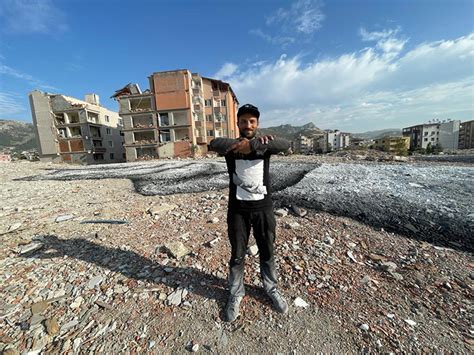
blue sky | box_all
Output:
[0,0,473,132]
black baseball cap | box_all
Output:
[237,103,260,119]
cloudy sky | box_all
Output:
[0,0,473,132]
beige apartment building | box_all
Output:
[29,91,125,164]
[373,136,410,155]
[112,69,238,162]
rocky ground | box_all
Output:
[0,159,473,354]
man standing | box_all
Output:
[209,103,290,322]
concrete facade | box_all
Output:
[114,69,238,162]
[373,136,410,155]
[458,120,474,149]
[29,90,125,164]
[402,120,460,151]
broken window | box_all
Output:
[206,114,213,122]
[55,113,66,125]
[93,140,102,147]
[87,112,99,123]
[110,153,114,160]
[134,131,155,144]
[90,126,101,138]
[159,113,170,126]
[205,99,212,107]
[130,97,152,112]
[106,128,111,135]
[69,126,82,138]
[68,112,80,123]
[173,111,188,126]
[132,115,154,128]
[160,130,171,143]
[136,147,158,160]
[207,130,214,136]
[58,128,68,138]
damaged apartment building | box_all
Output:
[112,69,238,161]
[29,91,125,164]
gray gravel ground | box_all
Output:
[19,158,473,251]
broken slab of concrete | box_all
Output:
[157,241,190,259]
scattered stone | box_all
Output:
[73,338,81,352]
[167,287,188,306]
[149,340,156,349]
[87,276,104,289]
[0,222,22,235]
[387,313,395,319]
[206,237,220,248]
[404,319,417,326]
[294,297,309,308]
[95,300,113,309]
[324,236,335,245]
[359,324,370,332]
[390,272,404,281]
[191,343,200,352]
[17,242,43,255]
[55,214,74,222]
[208,217,219,224]
[70,296,83,309]
[360,275,371,284]
[286,221,301,229]
[347,250,357,262]
[247,244,259,256]
[147,203,176,216]
[291,205,307,217]
[160,241,190,259]
[31,301,48,315]
[44,318,60,336]
[381,261,397,272]
[60,319,79,334]
[275,208,288,217]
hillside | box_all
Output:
[259,122,324,141]
[352,128,402,139]
[0,119,37,152]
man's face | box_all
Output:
[238,113,259,139]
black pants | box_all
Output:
[227,207,278,297]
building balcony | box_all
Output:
[196,137,206,144]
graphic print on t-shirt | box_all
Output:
[234,159,267,200]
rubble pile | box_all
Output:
[0,161,472,353]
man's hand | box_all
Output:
[226,138,252,154]
[258,135,274,144]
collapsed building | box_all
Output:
[112,69,239,161]
[29,91,125,164]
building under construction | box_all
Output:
[112,69,239,161]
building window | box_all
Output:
[207,130,214,136]
[221,99,226,107]
[108,141,113,147]
[110,153,114,159]
[106,128,111,135]
[159,113,170,126]
[424,138,428,141]
[105,115,110,123]
[122,153,126,159]
[431,138,435,141]
[120,131,124,136]
[424,132,428,136]
[206,114,213,121]
[160,130,171,142]
[205,99,212,107]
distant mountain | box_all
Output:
[0,119,38,152]
[352,128,402,140]
[259,122,323,141]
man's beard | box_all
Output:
[240,129,257,139]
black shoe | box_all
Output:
[268,290,289,314]
[225,295,243,322]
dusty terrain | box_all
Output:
[0,158,473,354]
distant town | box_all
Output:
[0,68,473,164]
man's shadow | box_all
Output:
[22,235,269,319]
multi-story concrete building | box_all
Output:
[373,136,410,155]
[29,91,125,164]
[294,134,315,154]
[315,130,350,153]
[113,69,238,161]
[458,120,474,149]
[402,120,460,151]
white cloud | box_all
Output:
[223,32,474,131]
[0,63,59,91]
[0,0,67,35]
[214,63,238,79]
[266,0,325,34]
[249,29,295,47]
[359,27,400,42]
[0,92,26,116]
[253,0,324,47]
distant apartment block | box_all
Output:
[294,134,317,154]
[112,69,238,161]
[29,91,125,164]
[315,130,351,153]
[458,120,473,149]
[373,136,410,155]
[402,120,460,151]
